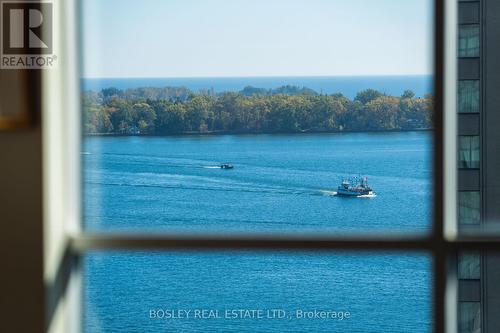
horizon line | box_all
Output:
[81,74,433,80]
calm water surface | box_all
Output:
[83,132,432,234]
[84,132,433,332]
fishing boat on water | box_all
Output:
[337,176,374,197]
[220,163,234,169]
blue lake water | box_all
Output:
[82,75,433,99]
[85,252,431,333]
[83,132,433,332]
[83,132,432,235]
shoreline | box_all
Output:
[84,128,433,137]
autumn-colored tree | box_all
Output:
[82,86,433,135]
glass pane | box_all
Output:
[80,0,435,234]
[470,136,480,168]
[458,253,481,279]
[458,80,479,113]
[459,302,481,333]
[458,192,480,225]
[458,136,471,168]
[458,25,480,57]
[84,252,432,332]
[458,136,480,169]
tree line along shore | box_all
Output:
[82,85,433,135]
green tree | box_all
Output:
[133,102,156,134]
[401,90,416,99]
[156,102,186,134]
[81,86,434,135]
[354,89,384,104]
[185,95,213,132]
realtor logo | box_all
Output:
[1,1,56,68]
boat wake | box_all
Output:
[202,166,222,169]
[319,190,338,196]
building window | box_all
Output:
[458,80,480,113]
[459,302,481,333]
[458,252,481,279]
[458,191,481,225]
[458,25,480,57]
[458,136,480,169]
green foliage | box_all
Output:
[354,89,384,104]
[401,90,416,99]
[132,102,156,134]
[82,86,433,135]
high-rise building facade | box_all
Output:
[457,0,500,332]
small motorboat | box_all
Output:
[220,163,234,169]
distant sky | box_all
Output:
[81,0,433,78]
